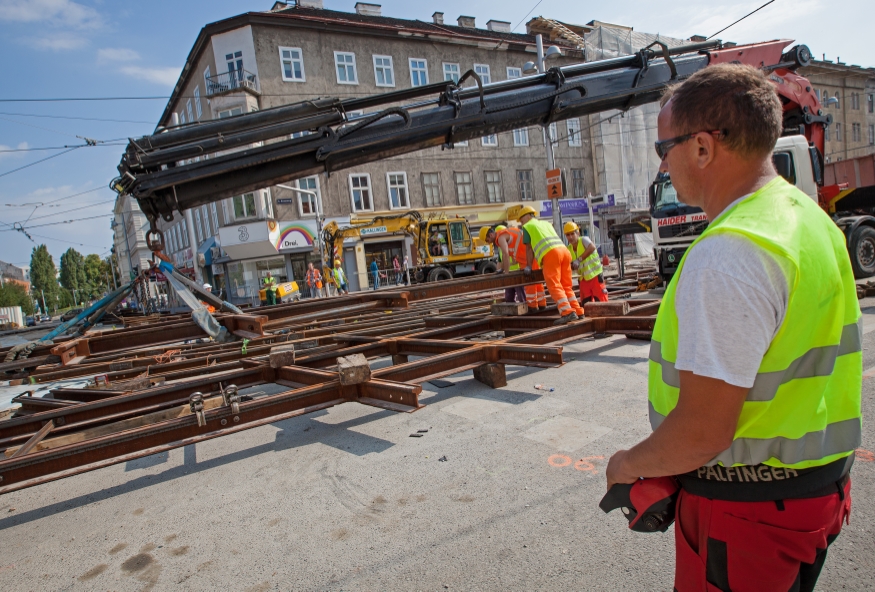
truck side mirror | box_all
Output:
[772,152,796,185]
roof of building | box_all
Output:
[801,59,875,80]
[158,4,581,128]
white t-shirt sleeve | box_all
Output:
[674,233,791,388]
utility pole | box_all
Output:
[527,34,564,236]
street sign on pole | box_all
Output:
[546,168,565,199]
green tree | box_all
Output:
[0,282,35,315]
[83,253,110,298]
[59,248,87,296]
[29,244,59,314]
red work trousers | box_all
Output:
[674,479,851,592]
[579,275,608,303]
[541,248,584,317]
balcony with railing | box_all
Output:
[205,69,260,97]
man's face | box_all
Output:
[519,214,532,225]
[565,230,580,243]
[485,232,496,244]
[657,100,701,207]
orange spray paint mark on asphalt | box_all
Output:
[574,456,605,473]
[856,449,875,462]
[548,454,572,467]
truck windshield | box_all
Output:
[653,179,680,212]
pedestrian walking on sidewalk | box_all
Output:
[392,255,402,286]
[402,255,410,285]
[369,259,380,290]
[517,207,583,324]
[332,260,348,296]
[564,221,608,304]
[606,64,861,592]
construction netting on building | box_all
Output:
[584,26,687,213]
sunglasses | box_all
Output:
[654,130,725,160]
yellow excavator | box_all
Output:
[322,211,497,282]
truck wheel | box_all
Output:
[414,269,426,283]
[476,261,497,274]
[427,267,453,282]
[850,226,875,278]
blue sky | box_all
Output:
[0,0,868,269]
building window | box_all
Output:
[334,51,358,84]
[835,122,842,142]
[572,169,586,198]
[181,219,189,247]
[454,172,474,204]
[296,176,319,217]
[869,94,874,113]
[474,64,491,84]
[233,193,258,220]
[179,111,186,125]
[387,172,410,209]
[485,171,502,203]
[194,86,202,119]
[211,202,220,230]
[869,124,875,145]
[262,188,273,219]
[567,118,582,146]
[455,139,468,147]
[349,174,373,212]
[443,62,460,83]
[204,66,211,88]
[410,58,428,87]
[186,99,194,124]
[814,88,820,102]
[280,46,305,82]
[825,125,830,142]
[506,67,522,79]
[202,205,211,236]
[513,128,529,146]
[422,172,441,207]
[517,170,533,201]
[226,50,243,74]
[166,225,175,253]
[548,122,558,144]
[852,123,862,142]
[482,134,497,146]
[835,91,841,109]
[373,55,394,87]
[194,208,204,244]
[217,107,244,119]
[851,93,860,110]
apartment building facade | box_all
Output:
[799,59,875,163]
[110,195,152,284]
[153,1,595,301]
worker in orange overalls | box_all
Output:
[305,262,322,299]
[482,224,546,312]
[517,206,583,324]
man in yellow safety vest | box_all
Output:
[605,64,861,590]
[517,206,584,324]
[564,221,608,303]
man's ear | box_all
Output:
[696,133,716,170]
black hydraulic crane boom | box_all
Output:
[112,38,815,245]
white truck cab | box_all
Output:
[650,135,819,279]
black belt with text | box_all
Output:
[677,455,853,502]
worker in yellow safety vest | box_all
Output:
[263,271,277,305]
[564,221,608,303]
[605,64,861,591]
[517,206,584,324]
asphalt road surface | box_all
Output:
[0,302,873,591]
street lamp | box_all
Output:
[276,184,326,268]
[523,34,564,235]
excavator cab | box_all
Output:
[448,220,472,255]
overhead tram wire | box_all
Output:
[0,143,126,153]
[0,111,155,124]
[0,214,112,231]
[0,147,81,179]
[512,0,546,32]
[707,0,777,40]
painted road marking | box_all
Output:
[548,454,605,473]
[524,416,612,452]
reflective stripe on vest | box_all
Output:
[648,177,862,470]
[524,219,564,265]
[569,239,603,280]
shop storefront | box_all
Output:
[218,220,289,306]
[275,220,322,298]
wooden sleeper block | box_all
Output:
[337,353,371,385]
[491,302,529,316]
[473,363,507,388]
[584,301,630,317]
[269,344,296,368]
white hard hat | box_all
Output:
[203,283,211,289]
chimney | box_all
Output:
[690,34,707,42]
[457,15,475,29]
[486,19,511,33]
[432,11,444,25]
[297,0,323,8]
[354,2,381,16]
